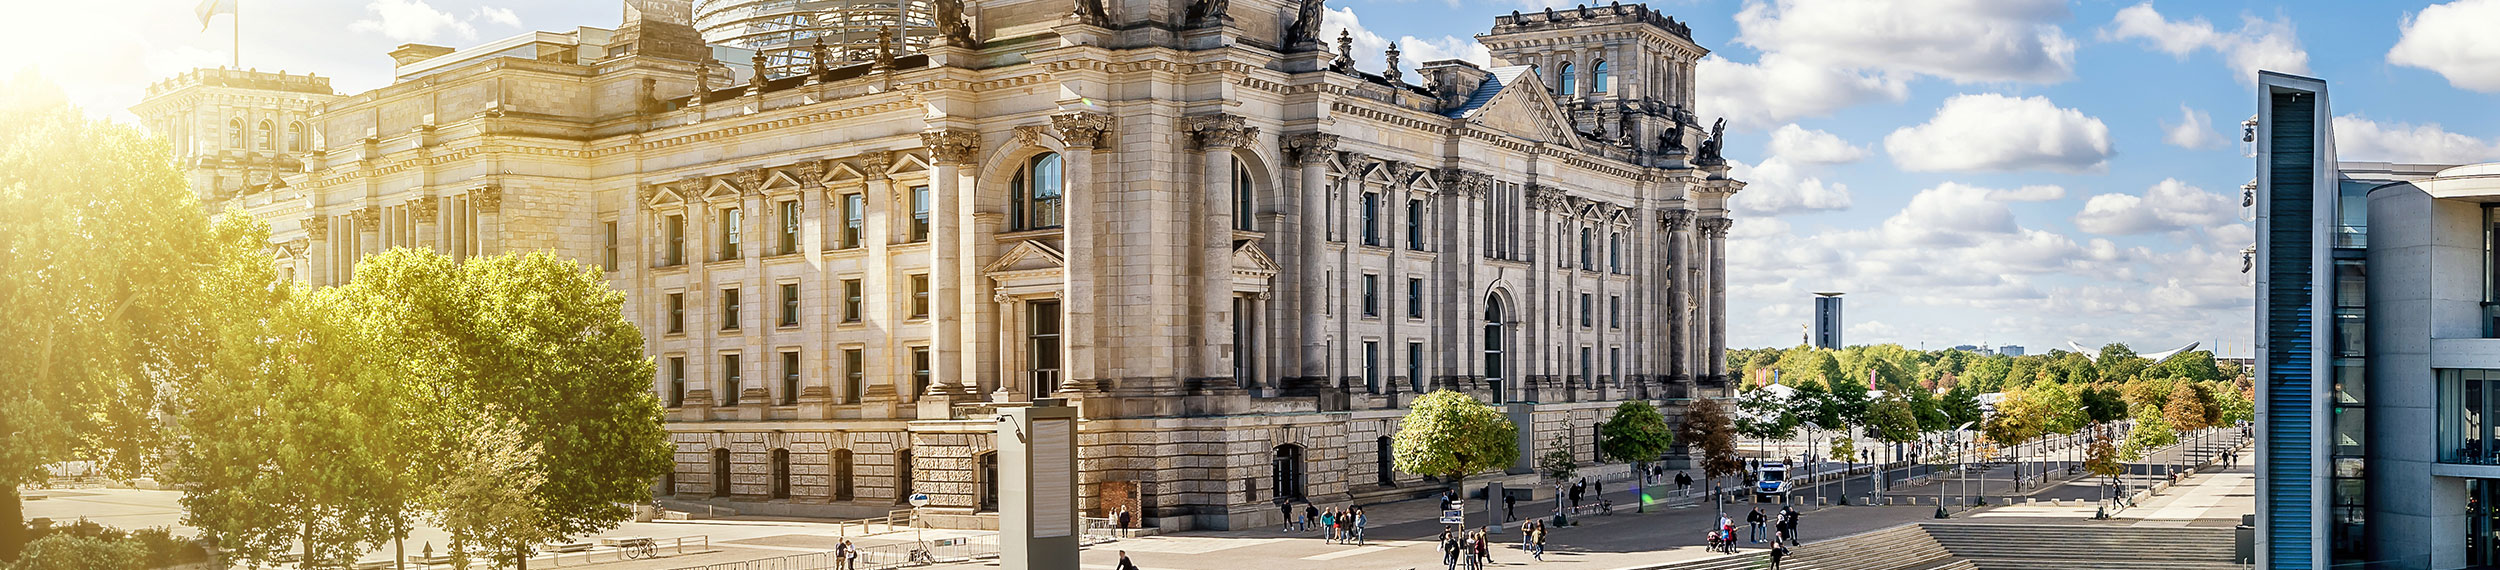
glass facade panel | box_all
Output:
[2449,369,2500,465]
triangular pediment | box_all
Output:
[1467,69,1581,151]
[701,178,743,202]
[824,162,866,184]
[889,153,931,176]
[762,169,804,191]
[648,184,690,205]
[1232,240,1280,274]
[983,240,1066,274]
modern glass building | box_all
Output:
[2258,70,2500,570]
[1813,292,1843,349]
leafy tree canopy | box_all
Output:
[1601,400,1677,465]
[1393,391,1520,483]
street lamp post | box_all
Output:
[1800,421,1821,508]
[1939,421,1973,518]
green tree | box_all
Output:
[1865,393,1920,448]
[1787,381,1838,430]
[2147,350,2224,383]
[1393,390,1521,494]
[1940,384,1985,429]
[0,84,225,557]
[2096,343,2149,382]
[1675,397,1744,510]
[1910,389,1953,433]
[1600,400,1676,512]
[1825,372,1872,428]
[2084,430,2125,506]
[2213,381,2255,424]
[2080,385,2130,425]
[2121,414,2178,462]
[7,534,140,570]
[1829,436,1857,467]
[1537,434,1577,483]
[1963,356,2012,393]
[432,417,555,569]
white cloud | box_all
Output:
[2105,2,2309,84]
[474,6,521,28]
[1401,35,1491,69]
[2072,178,2239,236]
[1988,185,2067,202]
[2332,115,2500,164]
[1320,7,1391,74]
[1697,54,1908,130]
[2389,0,2500,93]
[1727,158,1853,217]
[1732,0,2077,84]
[1884,93,2113,173]
[349,0,476,43]
[1765,124,1868,165]
[2162,105,2223,150]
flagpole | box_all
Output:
[232,0,240,68]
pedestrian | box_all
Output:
[1676,471,1691,490]
[1531,521,1547,561]
[1472,530,1493,569]
[1115,550,1141,570]
[1281,500,1296,532]
[1304,503,1320,534]
[1116,506,1132,531]
[1443,530,1461,570]
[1505,492,1518,522]
[1594,477,1604,501]
[1570,481,1584,510]
[833,540,850,570]
[1769,538,1790,570]
[1781,507,1801,545]
[1339,508,1355,545]
[1747,507,1767,543]
[1320,508,1338,543]
[1353,508,1367,545]
[842,539,859,570]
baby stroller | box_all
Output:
[1707,526,1738,554]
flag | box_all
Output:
[198,0,235,31]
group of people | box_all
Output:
[1440,527,1498,570]
[1518,518,1551,561]
[1711,506,1804,561]
[1283,501,1367,545]
[827,539,862,570]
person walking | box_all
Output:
[1115,550,1141,570]
[1769,537,1791,570]
[1304,503,1320,534]
[1747,507,1768,543]
[833,540,852,570]
[1505,492,1518,522]
[1320,508,1338,543]
[1471,530,1493,569]
[1352,508,1368,545]
[1281,500,1297,532]
[1570,480,1585,511]
[1676,471,1692,491]
[1780,507,1801,545]
[1442,530,1461,570]
[1531,521,1547,561]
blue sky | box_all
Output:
[5,0,2498,357]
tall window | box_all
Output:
[1407,341,1424,394]
[1579,346,1592,385]
[909,274,929,318]
[256,120,275,150]
[1580,227,1594,270]
[977,452,1000,512]
[1030,300,1062,393]
[712,449,732,497]
[1609,295,1620,329]
[1559,62,1576,96]
[909,185,931,242]
[1609,347,1620,385]
[287,122,308,152]
[779,283,800,327]
[1234,158,1256,231]
[1484,295,1506,400]
[721,287,741,330]
[665,215,686,266]
[841,193,864,248]
[911,348,931,395]
[842,279,863,323]
[667,293,685,333]
[1273,445,1307,500]
[1361,192,1380,246]
[1592,61,1610,93]
[1361,274,1379,317]
[1406,199,1424,250]
[780,352,801,405]
[669,356,687,407]
[603,221,619,270]
[1580,293,1592,328]
[895,448,915,504]
[1406,278,1424,319]
[770,448,792,499]
[778,200,800,255]
[719,207,743,260]
[226,118,245,149]
[1010,153,1065,230]
[842,348,865,403]
[722,353,743,405]
[832,449,856,500]
[1609,233,1620,273]
[1363,341,1381,393]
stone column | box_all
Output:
[1661,209,1694,389]
[922,129,981,402]
[1184,114,1255,383]
[1283,133,1338,391]
[302,215,333,286]
[352,206,380,267]
[859,152,905,409]
[1053,112,1114,394]
[1522,184,1551,402]
[412,195,440,251]
[472,185,505,257]
[798,165,834,410]
[1701,216,1731,391]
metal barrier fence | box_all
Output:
[655,518,1126,570]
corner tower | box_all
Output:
[1477,3,1706,161]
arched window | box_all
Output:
[976,452,999,512]
[832,449,855,501]
[287,122,308,152]
[1592,61,1611,93]
[1484,295,1506,401]
[226,119,245,149]
[1580,227,1595,270]
[1009,152,1064,230]
[1233,157,1255,231]
[256,120,275,151]
[1558,62,1576,96]
[711,448,732,498]
[1272,444,1307,500]
[1375,436,1394,486]
[770,448,792,499]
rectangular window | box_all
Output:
[668,356,686,407]
[667,293,685,334]
[910,274,930,318]
[721,287,741,331]
[664,215,685,266]
[1608,234,1621,273]
[910,185,930,242]
[841,193,864,248]
[1407,341,1424,394]
[780,283,800,327]
[722,353,743,405]
[1362,274,1379,317]
[1609,295,1620,329]
[1609,347,1620,385]
[842,278,864,323]
[1580,293,1592,328]
[1407,199,1424,250]
[1579,347,1592,385]
[778,200,799,255]
[1407,278,1424,319]
[911,347,931,396]
[1363,340,1380,393]
[843,348,865,403]
[602,221,619,270]
[1360,192,1380,246]
[719,207,742,260]
[780,351,800,405]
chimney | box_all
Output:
[611,0,708,62]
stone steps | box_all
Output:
[1920,523,2236,562]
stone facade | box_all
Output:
[137,0,1738,531]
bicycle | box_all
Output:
[909,547,937,564]
[616,538,656,560]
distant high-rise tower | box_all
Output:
[1812,292,1843,349]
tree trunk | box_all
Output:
[0,485,23,560]
[516,543,530,570]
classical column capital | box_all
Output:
[301,215,330,238]
[920,129,982,166]
[1698,216,1732,238]
[1659,208,1695,231]
[1280,132,1340,166]
[277,238,309,258]
[796,161,827,187]
[858,151,894,178]
[409,195,441,219]
[1183,113,1258,150]
[1525,184,1567,211]
[472,184,504,213]
[1051,111,1116,150]
[350,207,379,232]
[1437,169,1491,198]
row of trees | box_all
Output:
[0,91,670,569]
[1391,391,1705,515]
[1729,343,2245,397]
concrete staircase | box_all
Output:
[1919,523,2239,570]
